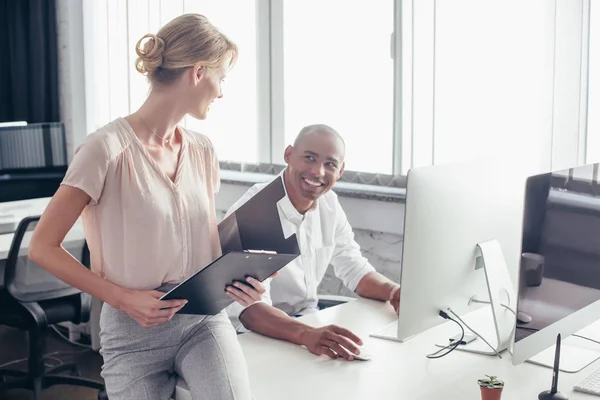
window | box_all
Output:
[182,1,259,163]
[83,0,258,163]
[433,0,549,168]
[587,1,600,164]
[79,1,591,181]
[282,1,394,174]
[406,0,553,173]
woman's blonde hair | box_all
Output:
[135,14,238,86]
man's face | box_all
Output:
[284,132,345,206]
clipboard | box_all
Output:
[160,250,297,315]
[218,176,300,255]
[161,176,301,315]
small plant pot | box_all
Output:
[480,386,503,400]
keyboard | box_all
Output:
[369,320,401,341]
[574,365,600,396]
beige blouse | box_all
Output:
[61,118,222,290]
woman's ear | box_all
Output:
[192,65,205,85]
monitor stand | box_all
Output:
[527,335,600,373]
[437,239,516,356]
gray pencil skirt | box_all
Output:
[99,303,252,400]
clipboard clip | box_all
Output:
[244,249,278,255]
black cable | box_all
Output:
[426,310,465,359]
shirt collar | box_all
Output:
[277,168,318,226]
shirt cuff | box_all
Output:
[345,261,377,292]
[226,298,272,333]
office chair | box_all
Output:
[0,216,106,400]
[317,294,355,309]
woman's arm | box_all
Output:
[29,185,187,327]
[29,185,123,305]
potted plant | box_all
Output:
[478,375,504,400]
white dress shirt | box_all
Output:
[225,172,375,331]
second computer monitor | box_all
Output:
[395,159,529,349]
[512,163,600,371]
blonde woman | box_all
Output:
[29,14,253,399]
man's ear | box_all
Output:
[338,162,345,179]
[192,65,206,85]
[284,145,293,163]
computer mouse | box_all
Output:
[350,348,373,361]
[517,311,532,324]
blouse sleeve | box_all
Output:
[60,134,110,205]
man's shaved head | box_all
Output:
[283,124,346,213]
[293,124,346,160]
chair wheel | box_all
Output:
[70,366,80,377]
[98,388,108,400]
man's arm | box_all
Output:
[355,271,401,314]
[227,280,364,360]
[239,302,364,360]
[328,198,401,313]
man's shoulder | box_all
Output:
[317,189,342,210]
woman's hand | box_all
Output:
[118,289,187,328]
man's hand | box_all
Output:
[299,325,363,361]
[389,286,400,315]
[225,276,267,308]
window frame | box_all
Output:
[258,0,403,174]
[72,0,593,188]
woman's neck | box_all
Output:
[132,89,187,144]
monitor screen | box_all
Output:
[0,122,67,203]
[515,163,600,343]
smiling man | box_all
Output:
[224,124,400,361]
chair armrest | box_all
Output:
[317,294,356,310]
[79,292,92,324]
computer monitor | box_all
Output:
[371,159,530,355]
[512,163,600,372]
[0,122,68,233]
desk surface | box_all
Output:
[0,198,84,289]
[0,198,51,259]
[177,299,600,400]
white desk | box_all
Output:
[175,299,600,400]
[0,198,52,259]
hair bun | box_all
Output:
[135,34,166,75]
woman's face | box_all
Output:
[187,56,230,120]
